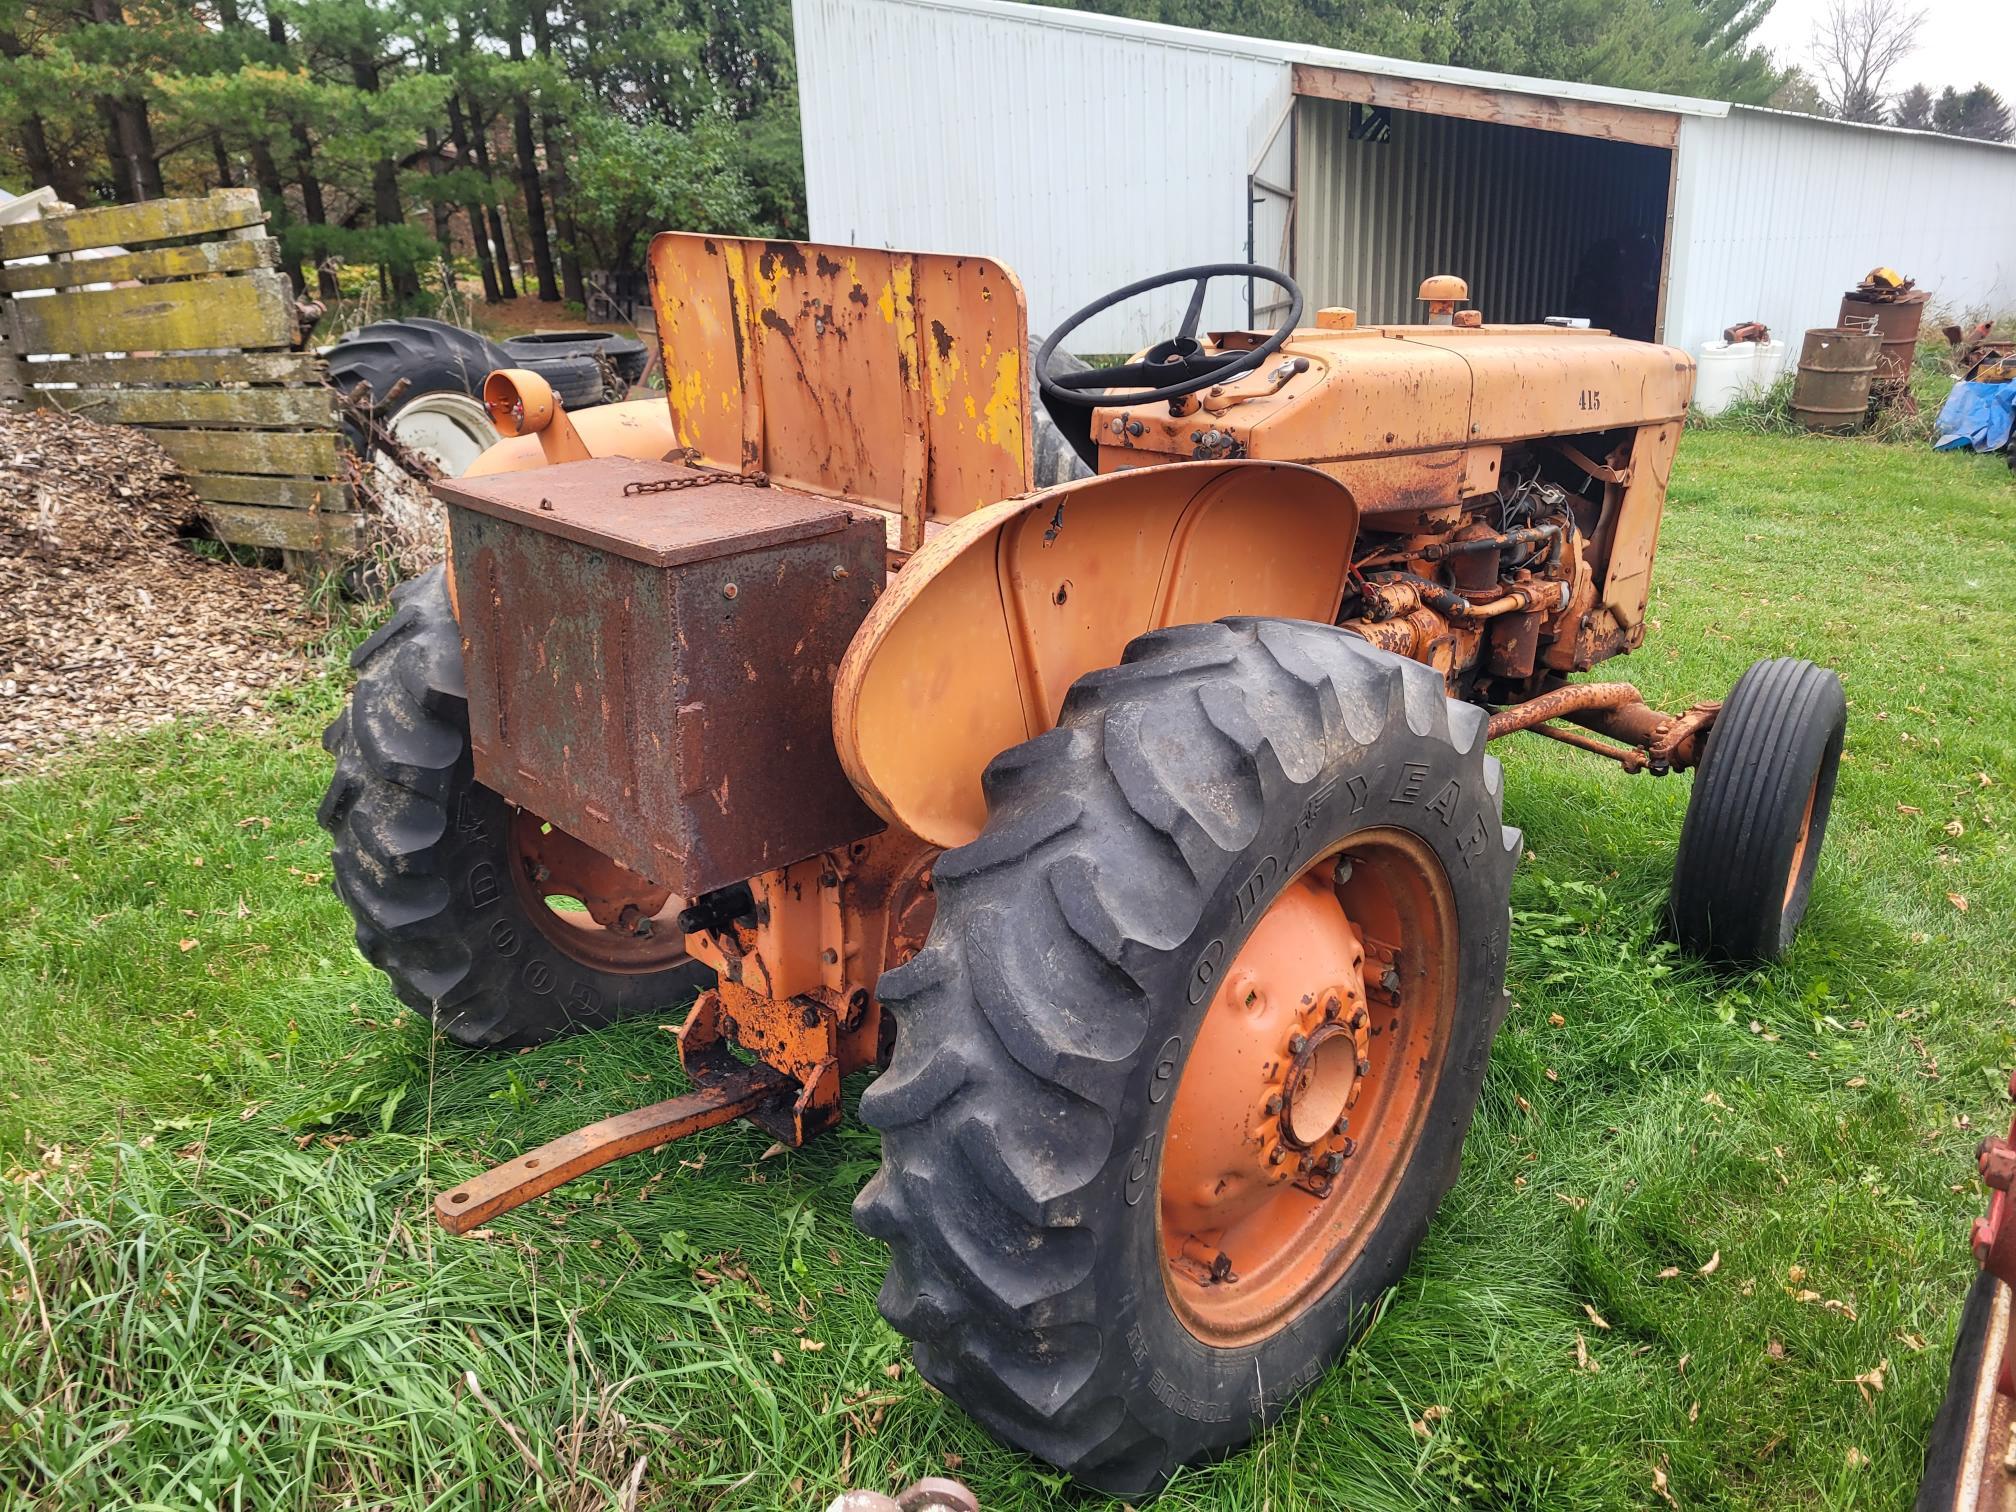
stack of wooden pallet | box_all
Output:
[0,187,356,555]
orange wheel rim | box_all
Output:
[1158,829,1458,1347]
[1783,777,1818,913]
[506,807,692,974]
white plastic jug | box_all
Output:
[1692,339,1787,416]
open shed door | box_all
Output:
[1249,98,1297,326]
[1290,66,1677,340]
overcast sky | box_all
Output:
[1750,0,2016,107]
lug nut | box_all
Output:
[1265,1093,1283,1115]
[1340,1136,1358,1158]
[1333,857,1354,885]
[1288,1033,1308,1055]
[1321,1151,1346,1175]
[1356,1057,1372,1078]
[1267,1145,1286,1166]
[1382,967,1402,995]
[1210,1251,1233,1282]
[722,582,739,599]
[1333,1116,1350,1136]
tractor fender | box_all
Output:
[833,459,1359,849]
[461,396,680,476]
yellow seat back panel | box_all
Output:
[648,234,1031,535]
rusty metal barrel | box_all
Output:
[1839,288,1928,389]
[1791,328,1880,432]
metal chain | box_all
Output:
[623,448,771,496]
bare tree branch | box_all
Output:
[1810,0,1926,123]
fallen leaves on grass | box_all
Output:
[1574,1333,1599,1373]
[1411,1404,1446,1439]
[1657,1266,1681,1279]
[1652,1461,1679,1509]
[1583,1303,1611,1330]
[1851,1360,1889,1402]
[1948,893,1969,913]
[1699,1251,1721,1276]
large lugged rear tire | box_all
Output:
[318,567,712,1048]
[1669,656,1845,964]
[854,619,1520,1496]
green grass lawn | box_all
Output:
[4,428,2014,1510]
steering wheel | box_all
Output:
[1036,263,1305,409]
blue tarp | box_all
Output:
[1934,381,2016,453]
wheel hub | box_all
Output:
[1156,832,1457,1347]
[506,807,692,973]
[1159,870,1368,1258]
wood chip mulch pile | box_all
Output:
[1,408,326,772]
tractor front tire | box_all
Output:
[1669,656,1845,964]
[855,619,1520,1496]
[319,567,712,1048]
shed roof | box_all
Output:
[892,0,2016,153]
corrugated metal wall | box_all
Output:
[1294,99,1672,331]
[794,1,2016,366]
[1667,107,2016,370]
[793,0,1288,350]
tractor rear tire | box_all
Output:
[319,567,713,1048]
[1669,656,1845,964]
[854,619,1520,1496]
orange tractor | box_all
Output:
[320,238,1846,1495]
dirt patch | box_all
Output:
[1,409,327,772]
[469,297,645,341]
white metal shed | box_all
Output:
[793,0,2016,366]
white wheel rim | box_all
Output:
[378,391,500,479]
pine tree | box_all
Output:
[1891,82,1933,130]
[1952,84,2013,142]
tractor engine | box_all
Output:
[1337,458,1607,706]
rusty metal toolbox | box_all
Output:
[436,456,887,897]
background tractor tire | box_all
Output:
[1030,337,1093,490]
[318,566,712,1048]
[854,618,1520,1497]
[500,331,649,405]
[326,319,648,474]
[1669,656,1845,964]
[326,317,511,475]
